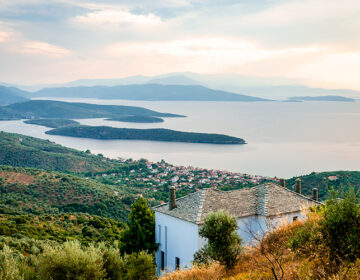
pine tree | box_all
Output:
[121,197,158,254]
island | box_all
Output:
[286,95,355,102]
[45,125,246,144]
[107,115,164,123]
[24,118,80,128]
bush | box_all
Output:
[195,210,242,270]
[0,245,23,280]
[36,241,105,280]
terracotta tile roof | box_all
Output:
[153,183,319,224]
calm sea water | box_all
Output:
[2,98,360,178]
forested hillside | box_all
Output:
[0,131,125,173]
[286,171,360,200]
[0,165,130,221]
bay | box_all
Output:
[1,98,360,178]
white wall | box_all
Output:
[155,211,306,272]
[155,212,200,273]
[237,211,305,245]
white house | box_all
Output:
[153,182,320,273]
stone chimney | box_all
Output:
[312,188,319,202]
[295,178,301,194]
[280,178,286,188]
[169,186,177,210]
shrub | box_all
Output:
[0,245,24,280]
[36,240,105,280]
[195,210,242,270]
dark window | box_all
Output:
[161,251,165,270]
[293,216,298,222]
[175,257,180,270]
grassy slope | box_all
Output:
[0,165,130,221]
[0,131,125,173]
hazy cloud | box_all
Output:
[0,0,360,89]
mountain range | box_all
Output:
[33,84,269,102]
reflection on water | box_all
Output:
[2,98,360,178]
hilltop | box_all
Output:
[0,85,29,106]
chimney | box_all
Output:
[280,178,286,188]
[295,178,301,194]
[169,186,177,210]
[312,188,319,202]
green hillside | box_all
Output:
[0,213,124,247]
[286,171,360,200]
[0,131,126,173]
[0,165,130,221]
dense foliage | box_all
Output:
[0,214,124,247]
[0,131,126,173]
[195,210,242,270]
[24,118,80,128]
[0,165,130,221]
[0,241,156,280]
[286,171,360,201]
[46,125,246,144]
[121,198,158,255]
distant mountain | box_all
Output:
[33,84,269,102]
[287,95,355,102]
[147,75,203,86]
[1,100,183,120]
[0,85,29,105]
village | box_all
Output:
[90,158,279,204]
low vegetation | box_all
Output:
[0,196,157,280]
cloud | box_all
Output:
[0,1,90,22]
[73,7,162,27]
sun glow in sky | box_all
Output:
[0,0,359,89]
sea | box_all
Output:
[1,98,360,178]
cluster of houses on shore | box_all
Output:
[134,160,277,190]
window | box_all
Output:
[175,257,180,270]
[161,251,165,270]
[293,216,298,222]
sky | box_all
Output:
[0,0,359,89]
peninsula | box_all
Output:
[24,118,80,128]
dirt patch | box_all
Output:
[0,171,35,185]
